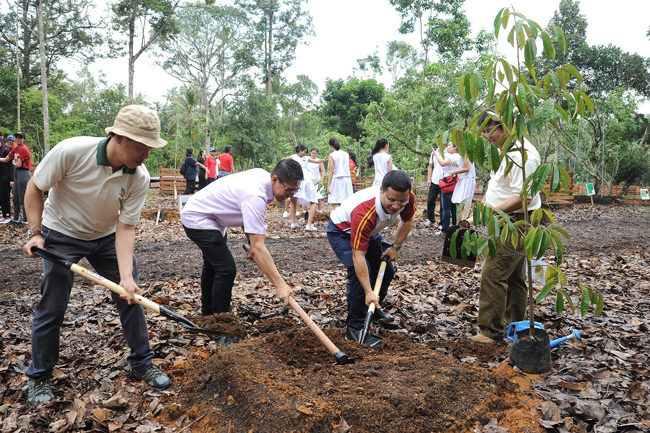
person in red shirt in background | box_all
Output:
[0,132,15,223]
[0,130,31,225]
[348,151,359,193]
[217,145,234,179]
[206,147,218,185]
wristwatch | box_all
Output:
[28,230,42,238]
[391,243,402,251]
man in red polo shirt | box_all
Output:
[327,170,415,333]
[217,145,234,179]
[0,130,31,225]
[206,147,218,185]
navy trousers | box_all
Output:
[327,221,394,328]
[25,227,154,380]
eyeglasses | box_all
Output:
[281,182,301,195]
[382,192,409,205]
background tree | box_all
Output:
[0,0,106,88]
[354,49,383,79]
[320,77,385,143]
[156,2,252,151]
[218,78,280,169]
[277,74,318,147]
[389,0,472,83]
[385,41,420,82]
[235,0,314,98]
[110,0,180,103]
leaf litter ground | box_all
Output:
[1,190,649,432]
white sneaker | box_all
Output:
[305,225,317,232]
[282,211,289,218]
[423,220,432,227]
[0,217,11,224]
[435,230,444,235]
[290,223,298,229]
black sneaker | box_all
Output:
[27,377,54,406]
[133,364,172,390]
[373,308,395,324]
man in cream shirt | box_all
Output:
[22,105,172,406]
[471,108,541,344]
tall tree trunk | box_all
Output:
[265,6,273,98]
[205,94,212,151]
[37,0,50,153]
[21,0,31,88]
[16,30,21,131]
[128,9,136,104]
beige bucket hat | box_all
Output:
[105,105,167,148]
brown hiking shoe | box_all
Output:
[469,333,498,344]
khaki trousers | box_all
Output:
[477,229,528,340]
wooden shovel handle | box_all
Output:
[289,298,340,356]
[367,257,389,315]
[68,263,162,314]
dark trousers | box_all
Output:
[198,175,207,191]
[0,180,10,218]
[14,168,30,222]
[327,221,394,328]
[440,191,456,234]
[427,182,440,224]
[183,226,236,315]
[25,227,153,380]
[183,178,196,195]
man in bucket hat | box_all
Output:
[21,105,171,406]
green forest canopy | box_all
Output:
[0,0,648,189]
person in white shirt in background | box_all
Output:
[326,137,353,207]
[434,142,461,235]
[450,154,476,221]
[425,147,444,228]
[287,144,326,231]
[308,147,326,212]
[371,137,394,187]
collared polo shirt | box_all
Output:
[180,168,275,236]
[485,138,541,213]
[33,136,150,240]
[330,186,416,251]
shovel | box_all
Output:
[243,243,354,365]
[31,246,230,338]
[357,256,388,347]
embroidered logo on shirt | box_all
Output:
[119,187,126,199]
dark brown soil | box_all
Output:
[2,189,649,433]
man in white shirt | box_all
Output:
[180,159,302,317]
[22,105,171,406]
[471,108,541,344]
[425,148,444,227]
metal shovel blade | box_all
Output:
[345,325,382,347]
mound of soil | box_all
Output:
[161,320,542,433]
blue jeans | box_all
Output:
[440,191,456,234]
[25,227,153,379]
[218,170,232,179]
[326,222,394,328]
[183,226,236,315]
